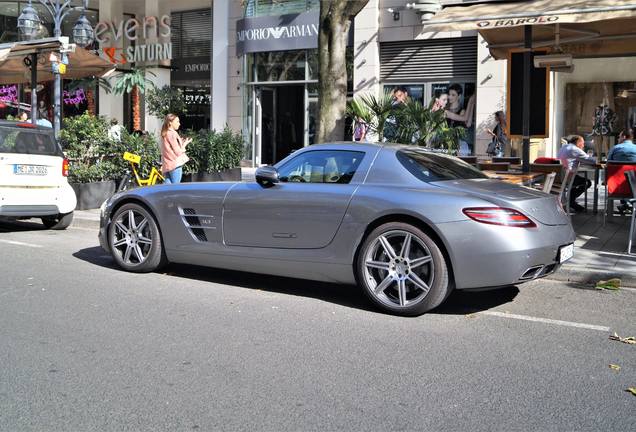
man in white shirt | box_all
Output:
[557,135,596,212]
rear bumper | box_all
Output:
[438,220,576,289]
[0,204,60,217]
[0,183,76,216]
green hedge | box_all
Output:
[60,113,243,182]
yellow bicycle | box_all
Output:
[117,152,164,192]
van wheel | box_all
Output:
[41,212,73,230]
[356,222,450,316]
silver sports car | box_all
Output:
[99,143,575,316]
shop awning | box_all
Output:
[421,0,636,59]
[0,37,115,85]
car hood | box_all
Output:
[433,179,570,226]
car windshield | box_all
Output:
[0,127,62,157]
[396,149,488,182]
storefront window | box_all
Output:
[565,81,636,157]
[253,50,306,82]
[381,82,476,153]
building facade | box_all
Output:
[4,0,634,165]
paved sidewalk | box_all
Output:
[71,208,101,230]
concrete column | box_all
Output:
[353,0,380,97]
[144,0,171,137]
[212,0,229,131]
[226,1,243,133]
[98,0,124,124]
[475,35,507,157]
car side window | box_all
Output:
[278,150,365,184]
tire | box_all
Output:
[356,222,451,316]
[41,212,73,230]
[108,203,167,272]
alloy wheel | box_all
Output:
[111,208,153,265]
[363,229,435,309]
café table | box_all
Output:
[482,170,545,187]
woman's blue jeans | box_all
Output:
[163,166,182,184]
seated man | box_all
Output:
[608,129,636,162]
[607,129,636,213]
[557,135,596,212]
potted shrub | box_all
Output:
[60,113,117,210]
[183,127,244,182]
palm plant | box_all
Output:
[397,99,465,152]
[346,93,395,142]
[66,76,112,115]
[112,68,156,131]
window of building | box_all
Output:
[244,0,318,17]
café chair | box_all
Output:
[492,157,521,165]
[534,172,556,194]
[531,163,565,195]
[553,160,580,216]
[604,161,636,223]
[625,170,636,254]
[478,162,510,171]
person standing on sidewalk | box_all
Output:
[160,113,191,184]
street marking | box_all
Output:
[480,311,610,332]
[0,239,42,248]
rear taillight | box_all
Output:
[463,207,536,228]
[62,158,69,177]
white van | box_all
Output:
[0,121,76,229]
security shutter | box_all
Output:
[380,37,477,82]
[171,9,212,59]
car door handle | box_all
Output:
[272,232,297,238]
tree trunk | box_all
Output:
[86,88,95,116]
[132,85,140,131]
[317,0,369,143]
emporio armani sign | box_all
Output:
[236,11,319,56]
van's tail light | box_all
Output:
[62,158,69,177]
[463,207,536,228]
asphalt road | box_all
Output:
[1,221,635,431]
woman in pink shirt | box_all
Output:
[160,113,191,184]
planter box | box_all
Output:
[70,180,116,210]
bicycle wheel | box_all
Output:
[117,173,136,192]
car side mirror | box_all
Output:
[255,166,280,187]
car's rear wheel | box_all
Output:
[108,203,166,272]
[356,222,450,316]
[41,212,73,230]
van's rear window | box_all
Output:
[0,127,62,157]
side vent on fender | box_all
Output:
[179,207,218,242]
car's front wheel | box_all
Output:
[41,212,73,230]
[356,222,450,316]
[108,203,166,272]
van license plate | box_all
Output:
[559,244,574,263]
[14,165,47,176]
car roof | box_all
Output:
[0,119,54,134]
[305,141,445,155]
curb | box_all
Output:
[70,210,101,230]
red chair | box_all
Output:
[604,161,636,221]
[534,157,560,164]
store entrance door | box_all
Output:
[255,85,304,165]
